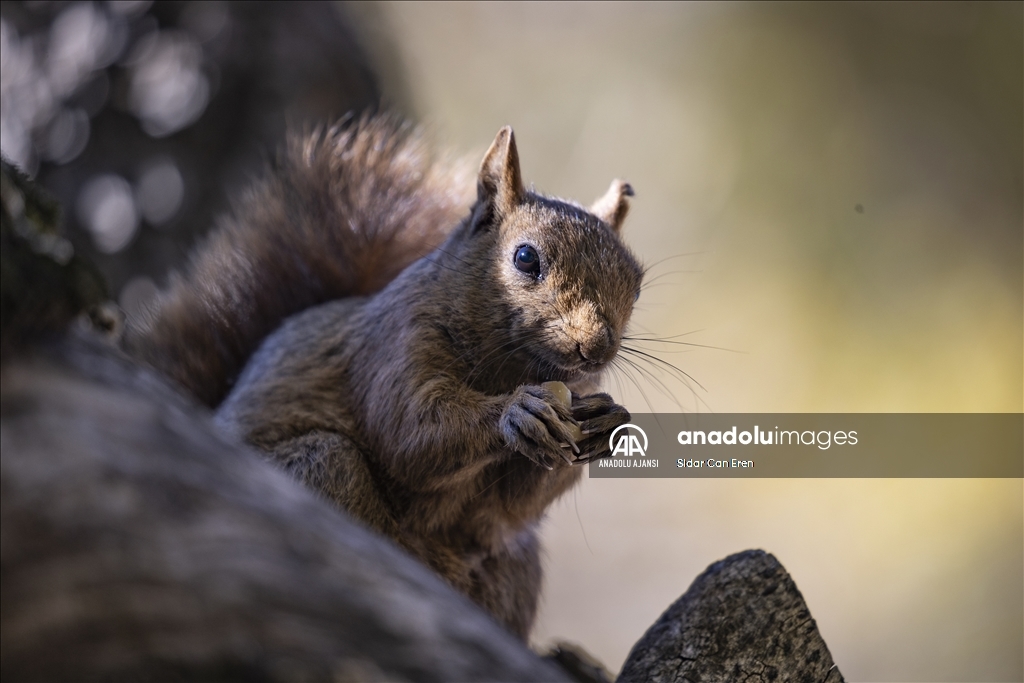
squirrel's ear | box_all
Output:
[478,126,525,217]
[590,179,634,233]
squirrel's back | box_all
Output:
[125,115,476,407]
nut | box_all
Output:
[541,381,571,409]
[542,381,583,442]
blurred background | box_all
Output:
[1,2,1021,680]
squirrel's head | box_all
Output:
[465,126,644,384]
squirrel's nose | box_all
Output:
[578,327,617,365]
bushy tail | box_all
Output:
[125,114,476,407]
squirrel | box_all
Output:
[126,114,643,639]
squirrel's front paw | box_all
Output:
[570,393,630,462]
[500,385,581,470]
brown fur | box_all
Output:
[126,114,476,407]
[138,117,643,638]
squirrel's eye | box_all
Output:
[514,245,541,277]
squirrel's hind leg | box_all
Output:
[466,529,542,640]
[268,431,397,537]
[267,430,542,638]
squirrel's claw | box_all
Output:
[570,392,630,463]
[500,385,582,469]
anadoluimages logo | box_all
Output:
[609,424,648,457]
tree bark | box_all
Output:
[618,549,845,683]
[0,333,569,682]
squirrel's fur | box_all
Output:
[126,115,476,407]
[129,115,643,638]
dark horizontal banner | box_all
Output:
[587,413,1023,478]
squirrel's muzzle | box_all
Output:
[577,326,618,367]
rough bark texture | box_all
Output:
[0,333,568,683]
[617,550,844,683]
